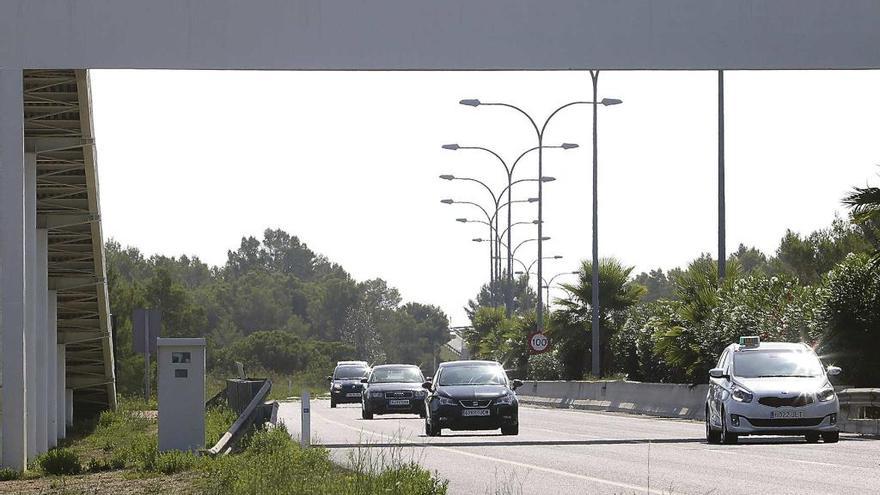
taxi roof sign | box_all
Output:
[739,336,761,348]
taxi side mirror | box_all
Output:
[421,381,432,390]
[360,378,368,383]
[709,368,728,379]
[826,365,842,376]
[511,379,523,390]
[326,376,333,382]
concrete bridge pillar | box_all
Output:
[24,152,37,462]
[0,68,27,471]
[48,291,58,448]
[57,345,67,440]
[35,229,49,456]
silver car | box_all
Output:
[706,337,841,444]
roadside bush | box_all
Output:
[0,468,21,481]
[86,457,112,473]
[38,448,82,476]
[822,253,880,386]
[526,352,562,380]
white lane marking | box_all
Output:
[311,409,666,495]
[705,447,860,469]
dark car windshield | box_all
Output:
[369,367,424,383]
[438,365,506,386]
[334,366,368,380]
[734,350,824,378]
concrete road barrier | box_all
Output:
[519,381,880,435]
[517,380,708,420]
[838,388,880,436]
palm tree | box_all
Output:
[843,180,880,265]
[550,258,645,377]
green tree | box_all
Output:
[843,179,880,265]
[822,254,880,386]
[550,258,645,378]
[465,273,538,319]
[634,268,674,302]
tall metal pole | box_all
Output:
[495,213,501,306]
[590,70,601,378]
[506,173,513,316]
[536,134,545,332]
[718,70,727,280]
[488,223,495,305]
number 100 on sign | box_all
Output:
[528,332,550,354]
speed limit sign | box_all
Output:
[528,332,551,354]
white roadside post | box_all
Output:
[301,391,311,448]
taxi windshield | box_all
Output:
[438,365,507,386]
[733,350,824,378]
[369,367,423,383]
[334,366,368,380]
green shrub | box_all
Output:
[526,352,562,380]
[86,457,112,473]
[0,467,21,481]
[38,448,82,476]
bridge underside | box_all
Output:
[0,68,116,468]
[25,69,116,412]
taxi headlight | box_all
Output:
[414,390,427,399]
[731,385,753,403]
[817,387,835,402]
[369,391,384,398]
[333,384,342,390]
[494,394,515,406]
[438,396,457,406]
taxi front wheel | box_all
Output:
[720,407,738,445]
[822,431,839,443]
[706,409,721,444]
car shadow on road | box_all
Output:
[321,437,705,449]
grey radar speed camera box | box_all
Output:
[157,338,206,452]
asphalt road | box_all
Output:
[278,400,880,495]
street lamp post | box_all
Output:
[460,95,621,340]
[443,173,550,310]
[442,198,498,304]
[543,271,581,311]
[443,143,577,316]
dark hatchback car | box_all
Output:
[361,364,427,419]
[423,360,522,436]
[328,364,369,408]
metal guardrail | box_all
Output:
[205,379,275,456]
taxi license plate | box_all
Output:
[346,393,361,398]
[462,409,490,417]
[771,410,804,419]
[388,399,409,406]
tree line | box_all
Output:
[107,228,450,395]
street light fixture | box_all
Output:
[462,80,622,376]
[442,142,577,316]
[542,271,581,310]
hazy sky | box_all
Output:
[90,70,880,326]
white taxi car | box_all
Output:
[706,337,841,444]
